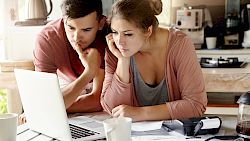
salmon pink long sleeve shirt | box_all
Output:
[101,28,207,120]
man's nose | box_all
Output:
[73,31,82,42]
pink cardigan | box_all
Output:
[101,28,207,120]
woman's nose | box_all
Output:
[118,34,125,45]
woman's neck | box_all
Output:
[139,28,167,56]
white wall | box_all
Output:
[172,0,225,7]
[5,26,44,60]
[4,0,62,60]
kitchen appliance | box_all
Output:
[176,6,212,49]
[242,4,250,48]
[15,0,53,26]
[236,91,250,139]
[241,4,250,31]
[200,57,247,68]
[176,9,203,29]
[223,0,242,48]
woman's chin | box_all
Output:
[121,53,132,58]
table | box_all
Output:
[16,112,239,141]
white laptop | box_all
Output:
[14,69,106,141]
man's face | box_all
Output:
[64,12,100,51]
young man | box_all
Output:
[20,0,107,123]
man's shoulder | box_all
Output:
[38,19,64,39]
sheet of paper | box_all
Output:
[132,121,164,131]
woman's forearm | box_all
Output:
[140,104,171,121]
[115,58,130,83]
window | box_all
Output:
[157,0,172,27]
[0,0,4,60]
[0,0,18,60]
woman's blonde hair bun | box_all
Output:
[148,0,162,15]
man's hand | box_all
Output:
[76,48,101,77]
[19,113,26,124]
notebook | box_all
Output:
[14,69,106,141]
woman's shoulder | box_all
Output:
[158,27,189,42]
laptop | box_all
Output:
[14,69,106,141]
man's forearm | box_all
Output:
[66,92,102,113]
[62,69,95,109]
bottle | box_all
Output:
[236,91,250,139]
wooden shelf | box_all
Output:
[207,103,238,108]
[206,104,238,115]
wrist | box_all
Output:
[83,67,96,78]
[116,58,130,83]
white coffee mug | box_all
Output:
[206,37,217,49]
[0,113,18,141]
[103,117,132,141]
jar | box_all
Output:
[236,91,250,139]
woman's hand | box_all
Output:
[111,105,144,122]
[106,34,123,59]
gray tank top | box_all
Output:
[130,56,168,106]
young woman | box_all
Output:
[101,0,207,122]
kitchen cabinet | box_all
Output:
[196,48,250,115]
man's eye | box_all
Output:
[67,26,74,30]
[83,28,92,32]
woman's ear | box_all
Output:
[98,16,107,30]
[146,25,153,38]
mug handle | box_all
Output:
[46,0,53,17]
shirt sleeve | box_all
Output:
[101,49,134,114]
[166,35,207,119]
[33,34,57,73]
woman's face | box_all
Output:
[64,12,100,51]
[110,18,148,57]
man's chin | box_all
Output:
[72,45,88,51]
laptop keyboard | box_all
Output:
[69,124,100,139]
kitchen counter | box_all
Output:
[196,48,250,62]
[202,64,250,93]
[197,49,250,115]
[196,48,250,55]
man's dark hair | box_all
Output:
[61,0,103,20]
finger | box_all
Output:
[111,106,121,117]
[82,48,91,54]
[107,39,116,52]
[105,33,112,41]
[105,34,115,48]
[75,46,84,55]
[86,48,97,55]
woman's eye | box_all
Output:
[125,33,132,36]
[111,31,118,35]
